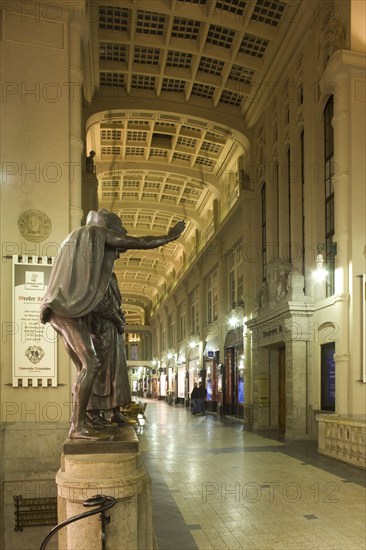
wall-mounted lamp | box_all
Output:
[189,341,197,349]
[314,253,327,282]
[229,300,244,327]
[313,242,337,282]
[229,314,239,327]
[167,352,173,360]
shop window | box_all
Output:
[238,370,244,404]
[321,342,335,411]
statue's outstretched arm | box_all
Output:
[105,220,185,251]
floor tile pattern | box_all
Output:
[139,401,366,550]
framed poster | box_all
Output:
[363,275,366,383]
[12,255,57,387]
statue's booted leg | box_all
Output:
[49,314,109,440]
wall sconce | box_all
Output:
[189,341,197,349]
[167,352,173,360]
[314,252,327,282]
[313,242,337,282]
[229,300,244,327]
[229,314,239,327]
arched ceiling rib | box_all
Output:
[86,0,296,322]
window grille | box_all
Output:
[100,43,126,62]
[173,152,192,162]
[206,24,235,49]
[99,6,129,31]
[191,83,215,99]
[101,129,122,141]
[195,156,215,166]
[149,149,168,158]
[131,75,156,90]
[177,136,197,148]
[136,11,166,35]
[200,142,221,154]
[229,65,255,84]
[100,72,125,87]
[219,90,243,106]
[134,46,161,65]
[171,17,201,39]
[239,34,269,58]
[125,147,145,156]
[198,57,224,76]
[127,130,147,142]
[161,78,186,93]
[216,0,246,16]
[101,146,121,155]
[166,51,193,68]
[251,0,286,27]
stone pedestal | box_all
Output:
[56,426,153,550]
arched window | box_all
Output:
[324,96,335,296]
[287,148,292,262]
[261,183,266,280]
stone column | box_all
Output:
[56,427,153,550]
[285,340,308,440]
[253,347,270,430]
[320,52,352,415]
[68,18,84,231]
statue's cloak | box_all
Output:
[40,224,116,322]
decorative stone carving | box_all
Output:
[296,104,304,132]
[18,209,52,243]
[255,260,306,312]
[320,17,344,58]
[318,14,345,74]
[295,54,304,82]
[257,127,265,178]
[287,269,305,301]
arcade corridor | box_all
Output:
[140,400,366,550]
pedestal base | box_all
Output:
[56,426,153,549]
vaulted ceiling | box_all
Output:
[85,0,297,324]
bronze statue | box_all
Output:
[86,150,96,173]
[40,210,185,439]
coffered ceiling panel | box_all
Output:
[86,0,296,321]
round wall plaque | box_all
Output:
[18,210,52,243]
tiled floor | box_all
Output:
[139,400,366,550]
